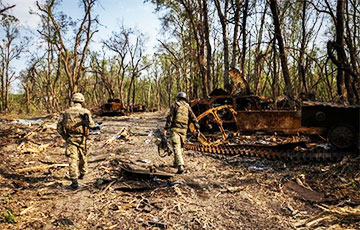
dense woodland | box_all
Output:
[0,0,359,114]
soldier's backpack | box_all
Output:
[174,101,189,129]
[64,110,88,135]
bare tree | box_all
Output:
[0,3,15,15]
[36,0,99,103]
[214,0,230,92]
[240,0,249,81]
[269,0,294,99]
[127,33,146,109]
[103,25,132,103]
[0,15,25,111]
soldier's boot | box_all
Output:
[70,180,79,189]
[177,165,184,174]
[79,173,85,180]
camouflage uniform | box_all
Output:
[57,102,94,182]
[165,99,200,169]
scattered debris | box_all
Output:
[248,165,266,172]
[148,220,168,229]
[20,206,36,215]
[120,163,174,179]
[282,180,325,202]
[318,204,360,220]
[52,218,74,226]
[1,111,359,230]
[296,205,360,228]
[13,119,42,126]
[136,159,151,164]
[17,163,69,173]
[17,142,51,154]
[98,180,117,196]
[103,127,130,146]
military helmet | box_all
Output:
[176,92,187,100]
[71,93,85,103]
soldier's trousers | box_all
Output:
[65,142,87,181]
[170,131,185,167]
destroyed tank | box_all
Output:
[186,89,359,161]
[100,99,127,116]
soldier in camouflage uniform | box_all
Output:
[57,93,95,189]
[163,92,200,174]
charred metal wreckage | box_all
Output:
[100,99,148,116]
[185,89,359,162]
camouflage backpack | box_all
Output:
[63,108,88,135]
[174,101,189,130]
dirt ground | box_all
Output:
[0,111,359,230]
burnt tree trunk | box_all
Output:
[240,0,249,82]
[345,0,359,103]
[272,38,279,98]
[231,0,241,69]
[335,0,347,104]
[327,0,356,104]
[269,0,294,99]
[202,0,212,93]
[214,0,230,92]
[298,0,308,95]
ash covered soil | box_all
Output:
[0,111,359,230]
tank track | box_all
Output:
[184,142,346,162]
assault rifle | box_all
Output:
[155,128,172,157]
[80,113,90,136]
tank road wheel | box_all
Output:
[327,124,356,149]
[189,105,239,146]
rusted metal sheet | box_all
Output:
[301,102,359,129]
[237,110,324,134]
[190,94,273,116]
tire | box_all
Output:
[327,124,356,149]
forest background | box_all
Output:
[0,0,359,115]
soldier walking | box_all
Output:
[163,92,200,174]
[57,93,95,189]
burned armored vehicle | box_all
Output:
[301,102,359,150]
[100,99,127,116]
[186,89,358,161]
[100,99,148,116]
[190,89,321,137]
